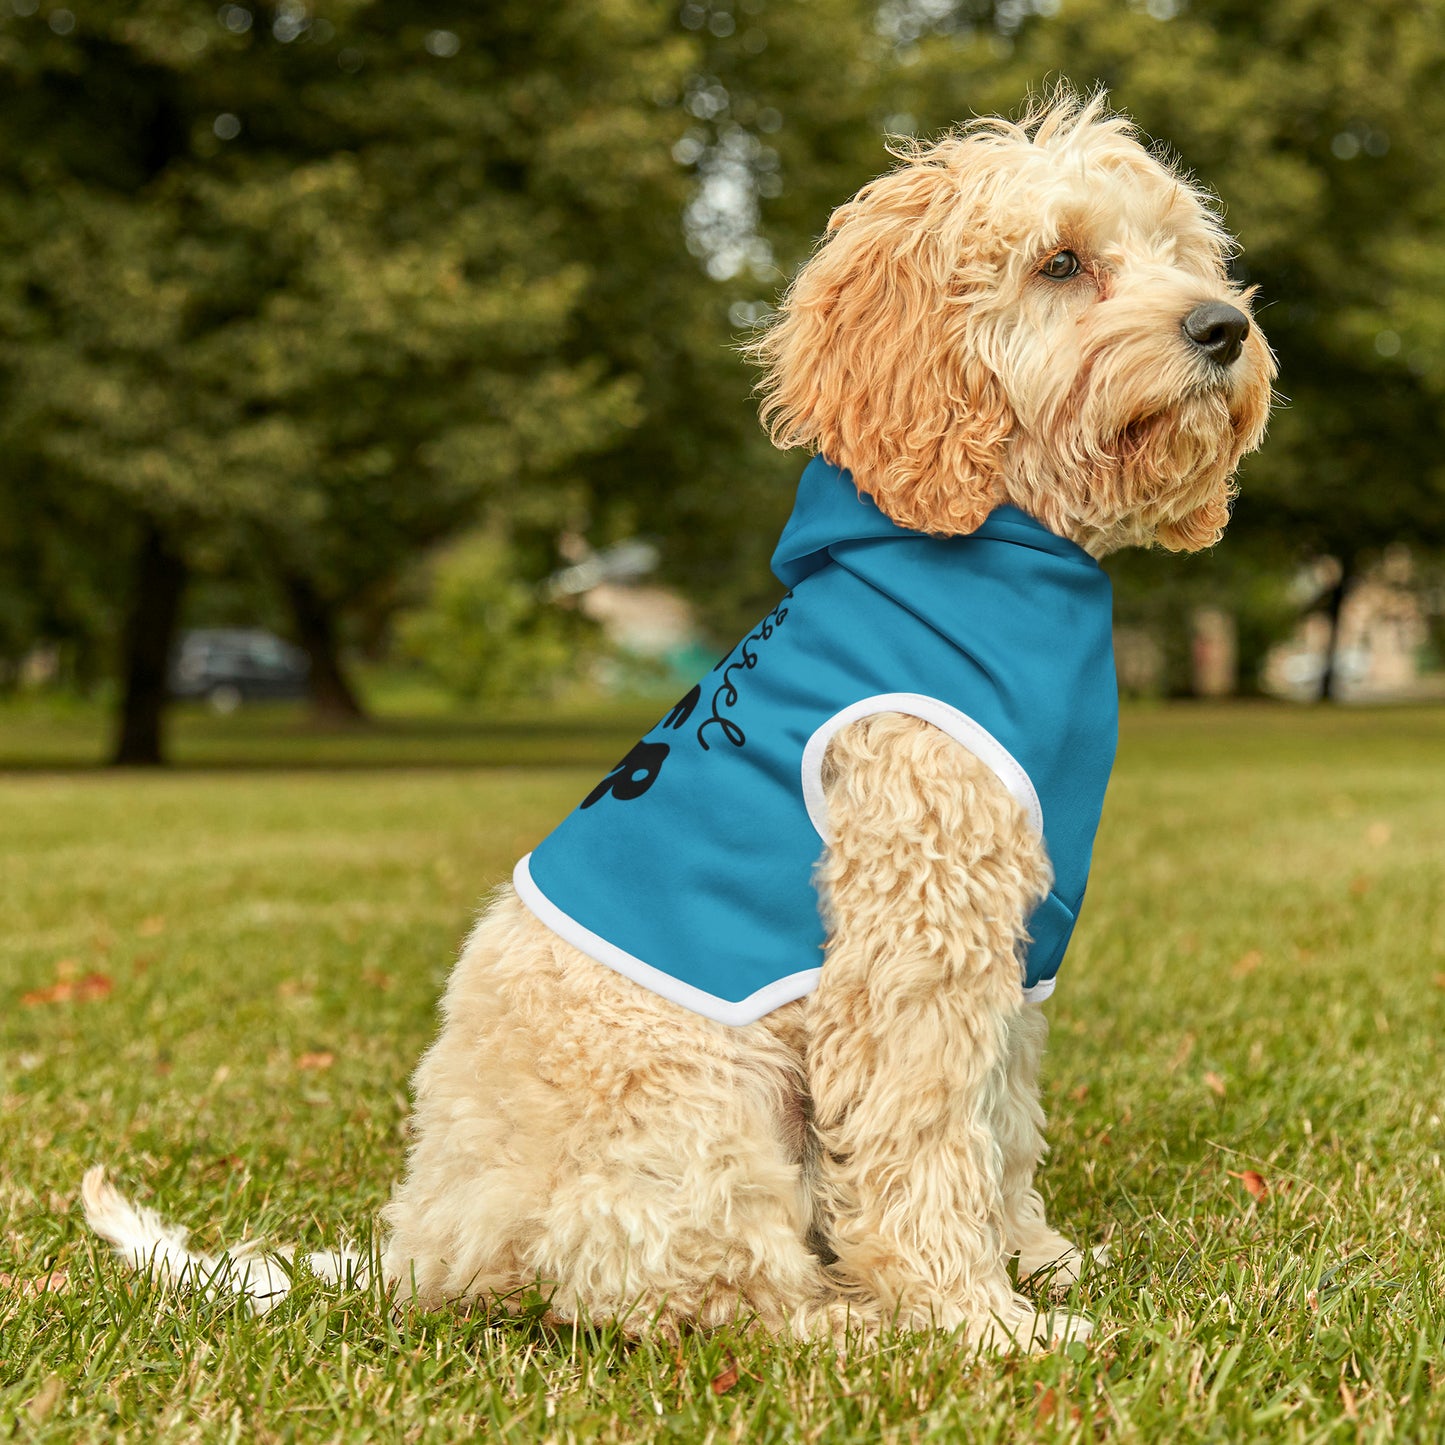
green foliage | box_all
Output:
[6,0,1445,706]
[577,0,889,635]
[395,531,598,705]
[819,0,1445,681]
[0,0,895,697]
[0,0,685,620]
[0,457,131,687]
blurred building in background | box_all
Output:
[1262,549,1440,701]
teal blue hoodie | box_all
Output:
[515,457,1118,1025]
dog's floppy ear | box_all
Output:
[750,147,1013,535]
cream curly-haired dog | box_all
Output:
[85,92,1273,1350]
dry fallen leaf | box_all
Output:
[1204,1071,1227,1098]
[1035,1386,1058,1425]
[1228,1169,1269,1200]
[295,1051,335,1072]
[710,1356,740,1396]
[21,982,67,1007]
[27,1375,64,1423]
[21,973,113,1007]
[0,1268,70,1299]
[1231,950,1263,978]
[1433,973,1445,990]
[1348,875,1372,898]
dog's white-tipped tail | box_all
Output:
[81,1166,367,1315]
[81,1165,206,1277]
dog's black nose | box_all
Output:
[1182,302,1250,367]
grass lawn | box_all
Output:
[2,700,1443,1442]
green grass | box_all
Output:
[0,682,667,771]
[2,701,1443,1442]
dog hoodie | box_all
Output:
[514,456,1119,1026]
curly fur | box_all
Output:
[85,89,1272,1353]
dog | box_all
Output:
[85,90,1274,1351]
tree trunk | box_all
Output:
[1317,553,1355,703]
[284,572,367,723]
[111,523,187,766]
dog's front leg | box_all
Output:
[807,712,1088,1350]
[994,1003,1096,1289]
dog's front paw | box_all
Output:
[970,1295,1093,1353]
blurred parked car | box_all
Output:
[169,629,310,712]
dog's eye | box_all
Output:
[1041,250,1081,280]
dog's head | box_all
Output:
[752,90,1275,554]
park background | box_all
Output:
[2,2,1444,1443]
[1,0,1445,751]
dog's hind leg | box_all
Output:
[516,986,844,1341]
[383,893,836,1339]
[805,713,1090,1350]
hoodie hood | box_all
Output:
[771,455,1098,589]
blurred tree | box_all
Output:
[9,0,1445,740]
[0,0,913,753]
[0,0,688,758]
[0,450,129,693]
[645,0,1445,682]
[395,528,597,706]
[577,0,890,636]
